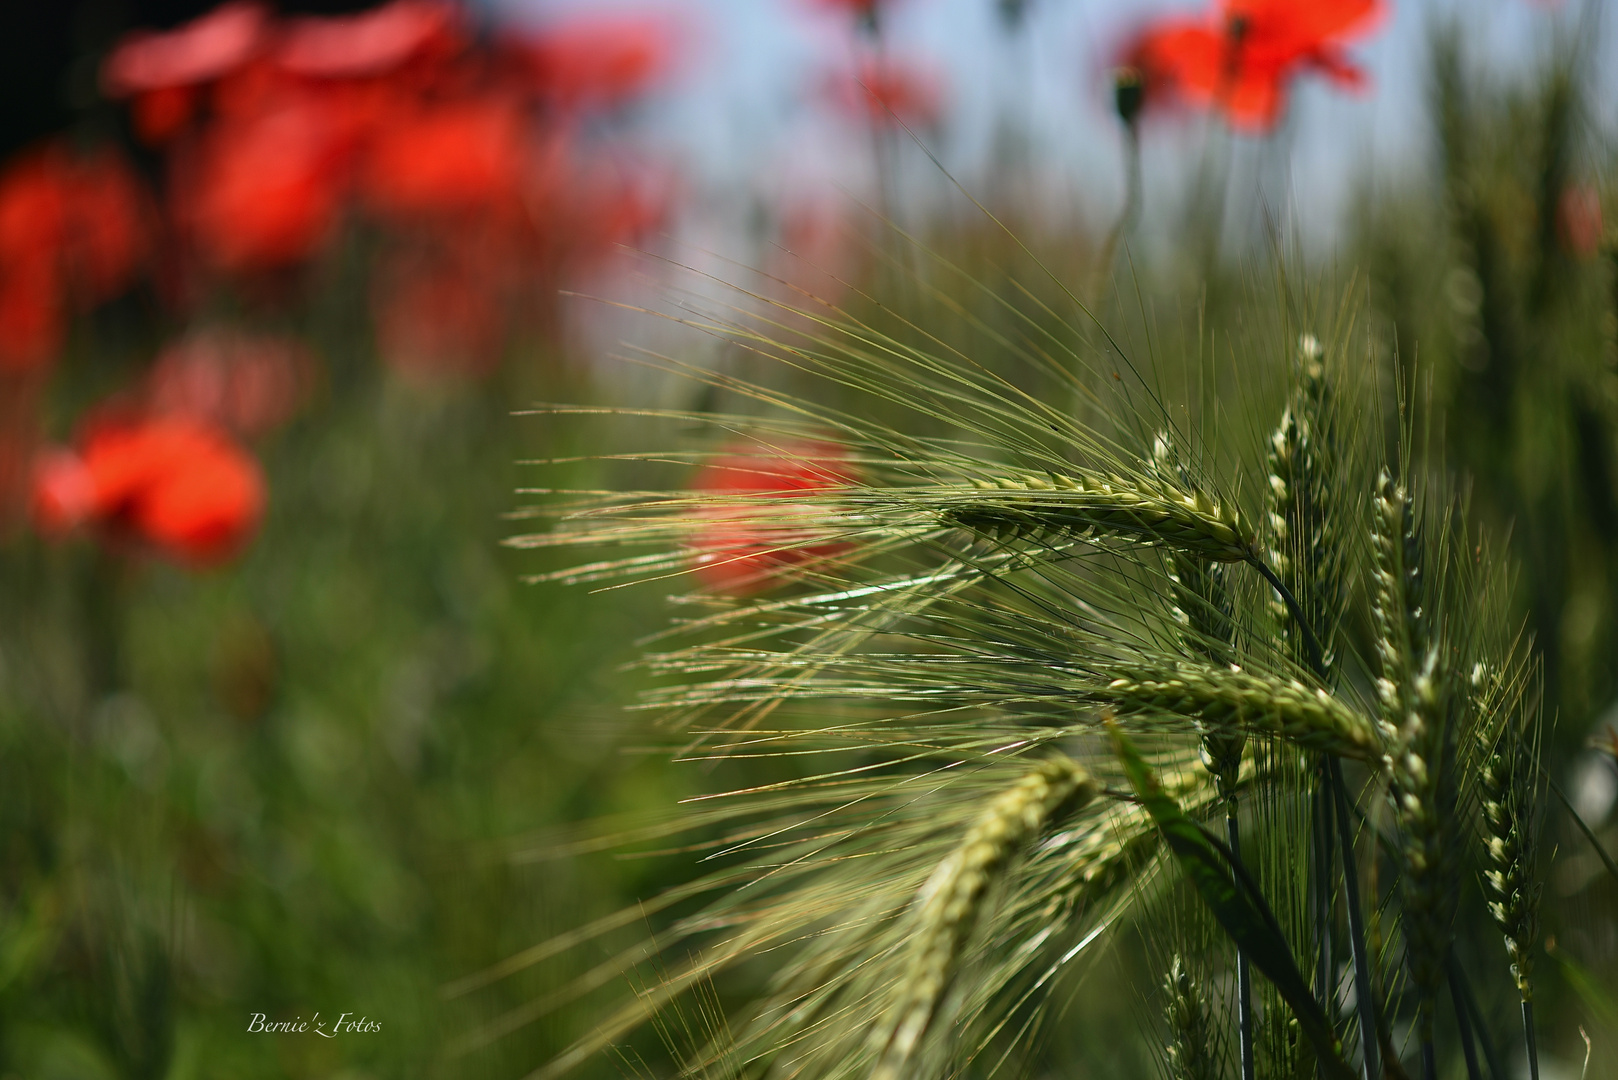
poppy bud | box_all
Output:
[1113,67,1145,127]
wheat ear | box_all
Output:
[1479,702,1542,1080]
[1164,955,1222,1080]
[872,756,1098,1080]
[1264,337,1341,680]
[927,468,1254,563]
[1151,434,1243,795]
[1100,664,1383,763]
[1371,472,1456,1076]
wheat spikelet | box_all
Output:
[1478,705,1542,1003]
[872,756,1098,1080]
[1370,471,1429,742]
[1151,433,1245,800]
[925,468,1254,563]
[1264,337,1342,680]
[1163,955,1222,1080]
[1100,663,1383,763]
[1370,472,1457,1051]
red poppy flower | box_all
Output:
[182,96,347,272]
[103,1,269,94]
[826,56,944,128]
[0,277,60,375]
[689,442,857,594]
[359,97,527,220]
[277,0,462,79]
[60,149,152,307]
[1121,0,1384,132]
[1557,185,1604,260]
[766,196,855,308]
[103,2,270,142]
[0,154,67,372]
[517,14,674,111]
[371,239,509,380]
[804,0,885,27]
[0,144,150,371]
[547,150,673,266]
[145,329,316,437]
[31,417,265,566]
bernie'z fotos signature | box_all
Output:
[247,1012,381,1037]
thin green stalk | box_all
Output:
[1228,801,1255,1080]
[1522,1001,1539,1080]
[1314,759,1335,1079]
[1449,964,1482,1080]
[1327,758,1380,1080]
[1252,560,1326,676]
[1450,955,1506,1080]
[1549,776,1618,887]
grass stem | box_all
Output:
[1548,775,1618,887]
[1314,759,1336,1080]
[1523,1000,1539,1080]
[1227,800,1255,1080]
[1450,955,1507,1080]
[1449,963,1482,1080]
[1327,757,1380,1080]
[1252,560,1327,676]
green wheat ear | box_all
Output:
[1264,335,1345,681]
[872,756,1097,1080]
[1478,673,1543,1002]
[1163,955,1223,1080]
[931,467,1255,563]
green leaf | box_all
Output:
[1109,722,1355,1080]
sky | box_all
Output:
[488,0,1618,264]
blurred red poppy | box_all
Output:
[1557,185,1604,260]
[0,277,61,375]
[549,150,673,267]
[31,416,265,565]
[61,149,152,306]
[826,56,944,128]
[1121,0,1384,132]
[0,145,150,371]
[277,0,462,79]
[359,97,527,220]
[766,196,855,307]
[0,152,67,372]
[517,14,674,111]
[805,0,884,25]
[103,1,269,94]
[146,329,316,437]
[372,236,510,380]
[103,2,270,143]
[689,442,856,594]
[182,96,347,272]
